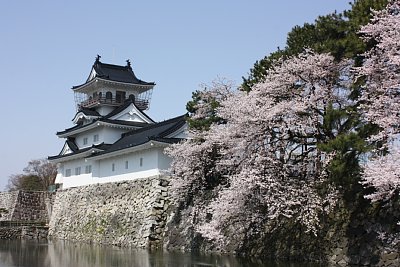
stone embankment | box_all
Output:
[2,178,398,266]
[0,191,52,222]
[0,191,52,240]
[48,176,169,249]
[163,196,400,267]
[0,226,48,240]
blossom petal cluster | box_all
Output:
[167,51,341,243]
[358,0,400,202]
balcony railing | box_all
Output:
[79,96,149,110]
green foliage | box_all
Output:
[21,175,44,191]
[185,0,389,195]
[7,158,57,191]
[7,174,43,191]
[243,0,388,89]
[186,90,221,131]
[241,0,388,194]
[242,50,286,92]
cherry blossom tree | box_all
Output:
[358,0,400,202]
[167,51,349,246]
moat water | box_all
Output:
[0,240,322,267]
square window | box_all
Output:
[75,167,81,175]
[65,169,71,177]
[85,165,92,174]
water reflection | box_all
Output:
[0,240,320,267]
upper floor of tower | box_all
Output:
[72,55,155,113]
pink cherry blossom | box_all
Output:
[358,0,400,202]
[167,51,343,243]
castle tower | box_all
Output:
[73,55,155,116]
[49,56,187,189]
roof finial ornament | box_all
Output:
[126,59,132,68]
[96,54,101,62]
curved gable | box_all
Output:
[107,102,154,124]
[60,142,74,156]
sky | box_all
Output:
[0,1,352,190]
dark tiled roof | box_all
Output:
[57,118,147,136]
[72,58,155,89]
[150,137,183,144]
[49,143,112,161]
[72,108,101,122]
[79,108,100,117]
[93,115,186,156]
[66,138,79,152]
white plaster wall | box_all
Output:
[74,126,125,149]
[108,103,152,123]
[96,106,114,116]
[158,149,172,170]
[113,112,144,122]
[100,127,126,144]
[57,158,95,189]
[97,149,159,180]
[58,147,169,189]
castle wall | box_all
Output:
[0,191,18,221]
[57,147,168,189]
[48,176,169,248]
[0,191,51,222]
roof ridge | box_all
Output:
[57,118,146,136]
[158,119,186,138]
[97,61,130,70]
[122,115,186,138]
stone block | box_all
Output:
[382,252,399,261]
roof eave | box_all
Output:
[72,78,155,92]
[57,120,141,138]
[48,148,102,164]
[87,140,169,161]
[71,112,100,123]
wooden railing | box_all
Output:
[79,96,149,110]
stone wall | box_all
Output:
[0,226,48,240]
[0,227,21,239]
[163,196,400,267]
[48,176,169,248]
[0,191,51,222]
[0,191,19,221]
[12,191,52,222]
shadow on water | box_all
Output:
[0,240,322,267]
